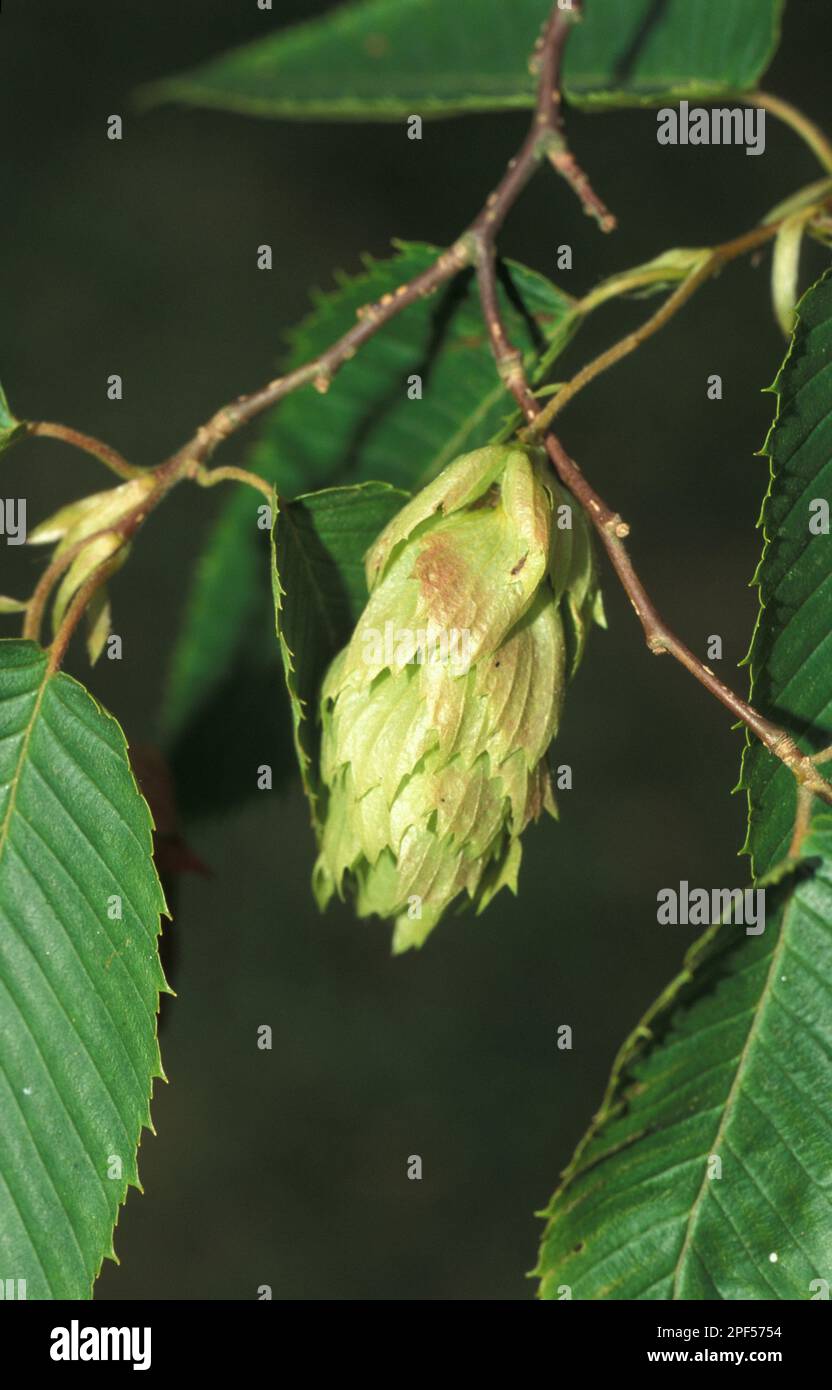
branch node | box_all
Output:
[496,347,525,384]
[610,514,630,539]
[545,138,617,232]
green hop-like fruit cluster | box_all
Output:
[313,443,604,952]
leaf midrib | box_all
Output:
[670,895,794,1297]
[0,653,87,1299]
[0,656,50,870]
[281,506,341,651]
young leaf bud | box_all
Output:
[28,474,155,636]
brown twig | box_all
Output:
[544,133,617,232]
[23,505,157,646]
[470,116,832,807]
[26,421,141,481]
[165,241,473,473]
[497,360,832,804]
[16,0,832,818]
[160,3,605,477]
[544,436,832,807]
[23,5,598,657]
[192,463,275,502]
[478,232,832,806]
[524,216,831,439]
[46,555,124,675]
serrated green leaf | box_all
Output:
[271,481,409,823]
[0,640,167,1299]
[248,244,575,500]
[742,269,832,878]
[0,381,26,458]
[536,819,832,1300]
[536,276,832,1301]
[166,493,288,818]
[164,243,575,816]
[565,0,784,110]
[144,0,784,121]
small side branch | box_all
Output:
[169,5,611,476]
[193,463,274,502]
[15,0,610,669]
[525,213,832,439]
[174,242,474,470]
[543,434,832,806]
[543,134,617,232]
[26,421,141,481]
[17,0,832,810]
[467,14,832,810]
[47,555,123,675]
[477,239,832,805]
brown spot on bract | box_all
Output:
[510,554,527,576]
[414,535,466,612]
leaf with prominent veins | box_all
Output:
[0,640,167,1299]
[145,0,784,120]
[271,482,409,824]
[536,822,832,1299]
[536,273,832,1301]
[164,242,575,819]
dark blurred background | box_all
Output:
[1,0,829,1300]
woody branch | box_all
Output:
[19,1,832,809]
[473,6,832,808]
